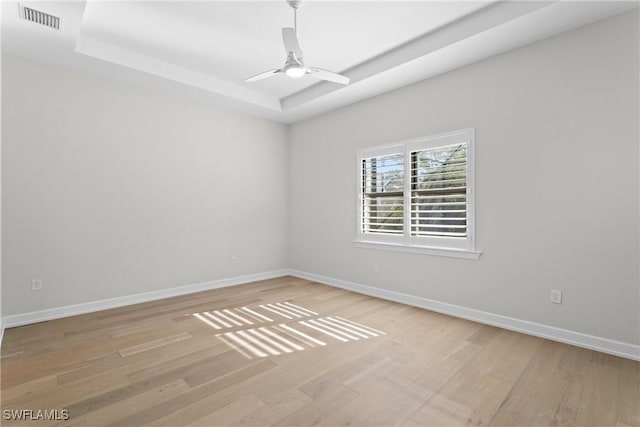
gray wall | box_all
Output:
[2,55,289,315]
[289,11,639,345]
[0,49,3,332]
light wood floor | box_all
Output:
[1,276,638,426]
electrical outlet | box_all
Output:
[231,256,238,265]
[372,263,379,273]
[31,278,43,292]
[550,289,562,304]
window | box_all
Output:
[355,129,479,259]
[361,153,404,236]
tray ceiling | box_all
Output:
[2,1,637,123]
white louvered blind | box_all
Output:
[411,143,467,238]
[357,128,475,255]
[362,153,404,235]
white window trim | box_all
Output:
[353,240,481,259]
[355,128,480,259]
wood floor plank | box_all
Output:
[125,338,228,385]
[299,340,395,399]
[273,384,360,426]
[1,374,59,403]
[3,369,131,415]
[56,379,191,427]
[253,339,381,406]
[57,334,222,387]
[617,357,640,427]
[343,344,429,390]
[530,369,584,427]
[110,359,277,427]
[239,388,312,426]
[64,349,255,419]
[185,394,266,427]
[574,360,619,427]
[445,374,512,427]
[402,340,483,426]
[409,329,515,424]
[319,377,423,427]
[490,331,543,384]
[118,332,191,357]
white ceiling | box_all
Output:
[2,1,638,123]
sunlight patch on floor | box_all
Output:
[192,302,385,359]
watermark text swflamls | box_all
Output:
[3,409,69,421]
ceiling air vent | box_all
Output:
[21,6,60,30]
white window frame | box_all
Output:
[354,128,480,260]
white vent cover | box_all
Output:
[20,6,60,30]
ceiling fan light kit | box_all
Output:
[283,53,305,78]
[245,0,350,85]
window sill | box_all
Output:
[353,240,481,259]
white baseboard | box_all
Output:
[289,269,640,361]
[3,268,638,361]
[2,270,289,329]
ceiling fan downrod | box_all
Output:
[287,0,301,33]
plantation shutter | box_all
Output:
[410,143,467,238]
[361,153,404,235]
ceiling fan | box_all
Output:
[245,0,350,85]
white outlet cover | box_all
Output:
[550,289,562,304]
[31,278,43,291]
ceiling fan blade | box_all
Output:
[245,69,281,82]
[309,67,350,85]
[282,27,303,61]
